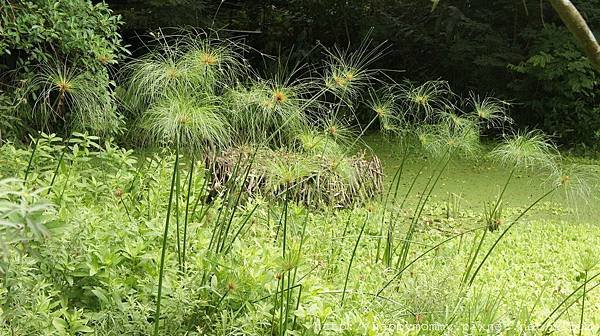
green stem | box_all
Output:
[376,149,406,264]
[282,189,288,258]
[47,134,72,194]
[462,164,515,285]
[494,166,516,213]
[23,132,41,183]
[462,229,487,285]
[341,211,369,306]
[47,151,64,190]
[217,152,255,253]
[56,157,74,206]
[467,187,557,286]
[397,151,450,270]
[189,166,208,221]
[223,204,259,254]
[182,158,194,269]
[278,272,286,335]
[253,284,302,304]
[216,289,230,308]
[271,275,281,336]
[175,138,182,269]
[578,271,587,336]
[208,154,243,253]
[120,198,132,222]
[344,115,378,156]
[376,226,483,297]
[291,285,303,330]
[153,148,179,336]
[540,272,600,331]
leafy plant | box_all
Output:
[142,91,230,153]
[467,93,513,130]
[483,200,503,232]
[509,25,600,145]
[463,130,559,286]
[0,0,126,138]
[27,61,118,134]
[1,134,599,335]
[0,178,54,252]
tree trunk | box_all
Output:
[548,0,600,70]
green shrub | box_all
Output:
[509,26,600,146]
[0,0,127,138]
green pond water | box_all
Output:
[362,134,600,222]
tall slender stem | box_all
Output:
[153,147,180,336]
[24,132,41,183]
[397,151,450,270]
[462,164,516,285]
[48,150,66,191]
[182,157,194,269]
[175,136,182,269]
[376,226,483,297]
[578,271,587,336]
[341,211,369,306]
[467,187,557,286]
[539,272,600,330]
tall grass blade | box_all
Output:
[182,157,194,269]
[467,187,557,286]
[23,132,41,182]
[341,210,369,306]
[539,272,600,332]
[376,226,482,297]
[153,143,180,336]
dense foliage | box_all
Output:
[1,0,599,145]
[509,25,600,144]
[1,130,598,335]
[0,0,127,138]
[108,0,600,146]
[1,2,599,335]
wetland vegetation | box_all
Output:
[1,1,599,335]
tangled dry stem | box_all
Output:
[205,147,384,208]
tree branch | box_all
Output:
[548,0,600,70]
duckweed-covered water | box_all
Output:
[363,134,600,222]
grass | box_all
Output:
[1,134,598,335]
[2,34,599,335]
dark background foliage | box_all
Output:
[2,0,599,146]
[104,0,600,146]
